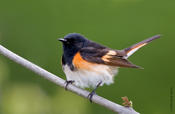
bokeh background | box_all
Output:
[0,0,174,114]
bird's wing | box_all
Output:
[79,47,141,68]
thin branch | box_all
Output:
[0,45,139,114]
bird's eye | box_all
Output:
[67,38,74,43]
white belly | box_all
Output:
[63,64,118,88]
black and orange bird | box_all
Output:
[58,33,160,102]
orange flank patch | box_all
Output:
[72,52,97,70]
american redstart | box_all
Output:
[58,33,160,102]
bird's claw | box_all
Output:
[64,80,75,90]
[87,90,96,103]
[87,81,102,103]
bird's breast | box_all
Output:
[62,63,118,88]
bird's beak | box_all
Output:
[58,38,67,42]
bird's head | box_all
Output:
[58,33,89,57]
[58,33,88,49]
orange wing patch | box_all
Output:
[73,52,97,70]
[102,50,117,62]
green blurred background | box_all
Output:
[0,0,174,114]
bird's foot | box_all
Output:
[87,90,96,103]
[64,80,75,90]
[87,81,102,103]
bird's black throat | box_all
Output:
[62,43,82,71]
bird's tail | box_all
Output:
[123,35,161,59]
